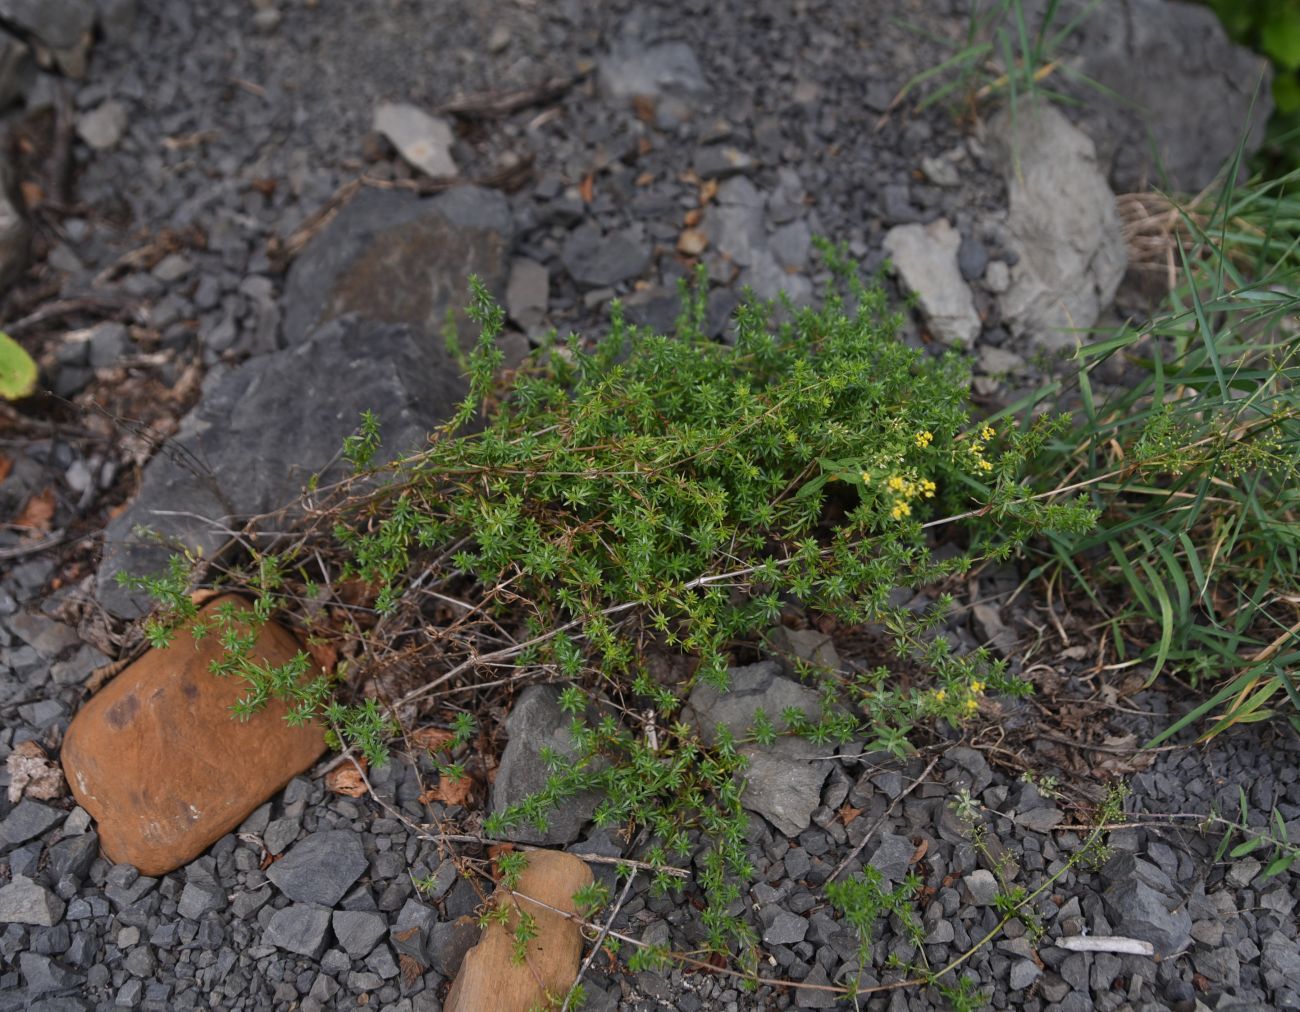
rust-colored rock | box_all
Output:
[446,850,593,1011]
[60,595,327,875]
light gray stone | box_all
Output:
[883,218,980,345]
[986,100,1125,353]
[598,40,707,100]
[266,830,367,908]
[505,256,548,331]
[332,910,387,958]
[263,904,331,957]
[76,101,129,150]
[0,0,94,49]
[0,876,66,926]
[373,103,458,178]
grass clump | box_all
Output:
[128,249,1095,974]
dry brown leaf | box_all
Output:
[0,455,12,484]
[15,488,56,536]
[326,760,368,798]
[699,178,718,204]
[399,953,423,987]
[677,228,708,256]
[6,741,66,803]
[409,726,456,753]
[631,94,656,123]
[579,172,595,204]
[683,208,702,228]
[910,838,929,865]
[19,181,42,210]
[421,772,474,807]
[634,171,655,187]
[837,804,862,827]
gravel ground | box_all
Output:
[2,1,1296,1010]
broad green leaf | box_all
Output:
[0,332,38,401]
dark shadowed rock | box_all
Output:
[263,904,332,957]
[96,318,467,617]
[561,224,651,288]
[282,185,511,346]
[0,0,94,49]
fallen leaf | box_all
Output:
[837,804,862,827]
[326,759,368,798]
[0,455,11,484]
[14,488,55,536]
[6,741,66,803]
[677,228,708,256]
[631,95,656,123]
[635,171,655,187]
[410,726,456,753]
[421,772,474,807]
[683,208,702,227]
[699,178,718,204]
[399,953,423,987]
[579,172,595,204]
[910,839,929,865]
[19,181,42,210]
[637,136,653,157]
[249,177,278,198]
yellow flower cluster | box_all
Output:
[967,426,995,473]
[915,430,934,449]
[883,472,936,520]
[933,678,986,714]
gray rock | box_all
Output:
[0,0,94,49]
[45,832,99,883]
[266,830,366,908]
[882,219,980,345]
[868,833,915,884]
[0,876,66,926]
[1010,958,1041,991]
[490,685,602,844]
[957,236,988,281]
[962,869,998,906]
[763,909,807,946]
[0,801,64,846]
[7,611,80,657]
[263,904,332,958]
[695,146,755,180]
[561,224,650,288]
[505,256,548,331]
[1102,879,1191,958]
[682,661,831,834]
[19,952,81,994]
[770,220,812,271]
[97,317,467,617]
[332,910,387,958]
[176,881,225,920]
[76,101,129,150]
[1065,0,1272,191]
[0,159,30,294]
[1015,807,1063,833]
[263,817,301,855]
[743,251,814,307]
[282,185,512,347]
[95,0,136,41]
[428,916,480,976]
[373,103,458,178]
[986,100,1125,353]
[977,345,1023,375]
[86,322,129,368]
[705,202,766,268]
[598,40,707,101]
[985,260,1010,294]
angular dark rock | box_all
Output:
[0,0,95,50]
[263,904,332,958]
[1102,880,1191,958]
[561,224,651,288]
[97,318,468,616]
[0,801,64,848]
[282,185,512,346]
[0,877,66,926]
[332,909,387,959]
[266,831,366,908]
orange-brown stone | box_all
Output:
[446,850,593,1011]
[60,595,327,876]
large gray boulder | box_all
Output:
[1028,0,1272,193]
[282,185,512,347]
[987,100,1126,353]
[96,317,467,617]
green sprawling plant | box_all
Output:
[125,249,1095,973]
[1010,157,1300,741]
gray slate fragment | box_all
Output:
[332,909,387,958]
[986,100,1125,353]
[962,869,998,906]
[598,40,707,100]
[266,830,367,907]
[1102,879,1191,958]
[45,832,99,883]
[0,0,94,49]
[0,30,27,110]
[281,185,512,346]
[868,833,915,884]
[176,882,226,920]
[263,904,332,957]
[0,876,66,926]
[428,916,480,977]
[490,685,602,844]
[97,317,467,617]
[883,218,980,345]
[1010,958,1041,991]
[0,801,64,846]
[763,909,808,946]
[561,224,650,288]
[373,103,458,178]
[19,952,81,994]
[76,101,128,150]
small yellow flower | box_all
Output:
[860,471,871,484]
[965,697,979,713]
[980,425,996,441]
[887,475,907,492]
[920,479,937,498]
[915,430,934,449]
[970,680,985,694]
[978,459,993,472]
[890,501,912,519]
[969,442,984,455]
[934,689,946,703]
